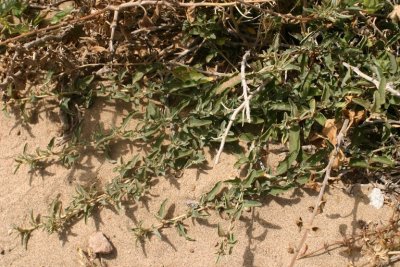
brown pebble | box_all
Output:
[0,247,4,255]
[189,248,194,253]
[88,232,113,255]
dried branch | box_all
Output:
[288,119,350,267]
[240,50,251,123]
[0,0,277,47]
[109,9,119,53]
[214,80,269,166]
[23,26,72,49]
[0,9,106,47]
[0,51,20,91]
[343,62,400,97]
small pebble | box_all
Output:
[88,232,113,255]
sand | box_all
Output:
[0,100,394,267]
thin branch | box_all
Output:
[23,26,72,49]
[0,51,20,91]
[214,80,269,166]
[0,9,106,47]
[241,50,251,123]
[357,12,387,41]
[343,62,400,97]
[288,119,350,267]
[109,9,120,53]
[238,0,313,22]
[0,0,276,47]
[130,24,175,35]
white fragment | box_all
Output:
[88,232,113,254]
[369,188,384,209]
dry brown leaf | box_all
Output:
[322,119,337,146]
[151,4,160,24]
[91,46,107,53]
[322,119,348,169]
[345,95,353,103]
[332,149,346,170]
[186,6,196,24]
[214,74,241,95]
[343,109,366,127]
[308,132,325,148]
[354,110,366,124]
[388,5,400,23]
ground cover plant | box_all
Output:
[1,0,400,266]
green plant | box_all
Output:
[1,0,399,264]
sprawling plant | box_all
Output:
[1,0,399,264]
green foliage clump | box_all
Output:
[0,0,399,263]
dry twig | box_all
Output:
[288,119,350,267]
[343,62,400,97]
[109,9,120,53]
[240,50,251,123]
[0,0,279,48]
[214,79,269,165]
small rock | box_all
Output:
[0,247,4,255]
[88,232,113,255]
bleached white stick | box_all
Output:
[241,50,251,123]
[343,62,400,97]
[214,80,268,165]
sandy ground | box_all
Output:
[0,100,394,267]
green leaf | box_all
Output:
[352,98,371,110]
[156,199,168,220]
[176,222,195,241]
[175,149,193,159]
[234,156,250,168]
[275,124,300,175]
[242,169,264,188]
[76,75,94,91]
[269,102,291,111]
[243,200,262,208]
[362,0,384,13]
[60,98,73,115]
[47,137,56,150]
[121,112,135,129]
[314,112,326,126]
[269,186,290,196]
[172,66,212,83]
[369,156,394,166]
[349,158,369,168]
[217,223,226,237]
[205,181,222,202]
[146,102,157,119]
[132,71,145,84]
[50,6,73,24]
[152,228,162,240]
[239,133,255,142]
[187,118,212,127]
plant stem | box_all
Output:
[288,119,349,267]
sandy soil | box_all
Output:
[0,100,394,267]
